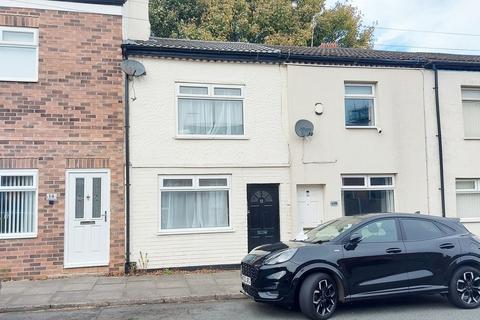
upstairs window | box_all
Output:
[461,88,480,138]
[176,83,244,137]
[0,170,38,239]
[344,83,376,127]
[0,27,38,82]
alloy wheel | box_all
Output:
[313,279,336,316]
[456,271,480,305]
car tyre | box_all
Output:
[448,266,480,309]
[299,273,338,320]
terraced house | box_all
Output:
[0,0,149,280]
[123,38,480,271]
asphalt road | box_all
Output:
[1,295,480,320]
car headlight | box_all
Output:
[264,248,298,265]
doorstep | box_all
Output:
[0,270,245,313]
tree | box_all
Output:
[149,0,374,48]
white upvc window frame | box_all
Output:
[341,175,394,190]
[344,82,377,129]
[341,174,396,215]
[461,87,480,140]
[158,175,233,235]
[0,26,39,82]
[175,82,247,139]
[0,169,38,239]
[455,178,480,222]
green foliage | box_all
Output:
[149,0,374,48]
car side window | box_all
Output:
[401,219,444,241]
[355,219,398,243]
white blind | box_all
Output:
[456,193,480,219]
[462,101,480,137]
[462,88,480,100]
[0,175,36,235]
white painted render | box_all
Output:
[286,65,432,233]
[432,70,480,235]
[128,57,480,269]
[128,58,291,268]
[122,0,150,40]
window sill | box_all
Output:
[460,218,480,223]
[157,227,235,236]
[0,77,38,83]
[345,126,378,129]
[0,233,37,240]
[175,135,250,140]
[464,137,480,140]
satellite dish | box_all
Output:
[295,119,314,137]
[121,59,146,77]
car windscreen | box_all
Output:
[303,216,365,243]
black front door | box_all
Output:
[247,184,280,252]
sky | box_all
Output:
[325,0,480,55]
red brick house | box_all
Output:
[0,0,129,280]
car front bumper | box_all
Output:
[240,261,296,305]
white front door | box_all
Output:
[65,170,110,268]
[297,184,325,230]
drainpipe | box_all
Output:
[433,65,446,217]
[123,49,131,274]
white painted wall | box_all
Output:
[130,167,290,268]
[429,70,480,235]
[123,0,150,40]
[128,58,291,268]
[129,59,290,167]
[128,56,480,269]
[286,65,431,233]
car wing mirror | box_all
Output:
[344,233,362,250]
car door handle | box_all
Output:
[439,243,455,249]
[386,248,402,254]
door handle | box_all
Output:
[386,248,402,254]
[103,210,107,222]
[439,243,455,249]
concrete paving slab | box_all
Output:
[1,281,30,289]
[95,277,126,285]
[9,294,52,306]
[125,281,156,291]
[123,288,160,300]
[155,278,189,289]
[50,291,90,304]
[91,283,125,292]
[0,294,13,307]
[156,274,186,281]
[213,270,240,278]
[0,269,243,313]
[156,287,191,297]
[214,276,240,285]
[65,276,98,285]
[0,286,27,295]
[23,282,63,295]
[86,289,123,302]
[125,275,156,282]
[58,282,95,292]
[185,274,216,287]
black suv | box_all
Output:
[241,213,480,320]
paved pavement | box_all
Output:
[1,295,480,320]
[0,270,242,313]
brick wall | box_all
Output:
[0,7,124,280]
